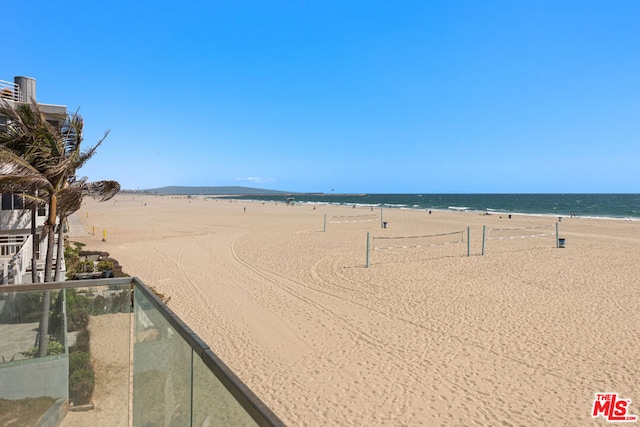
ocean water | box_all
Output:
[221,194,640,220]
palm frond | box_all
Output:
[21,192,47,209]
[0,149,52,192]
[82,179,121,201]
[61,109,84,156]
[57,179,120,217]
[76,129,110,170]
[57,185,84,218]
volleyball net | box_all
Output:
[366,228,469,266]
[324,213,379,231]
[113,198,144,206]
[482,223,559,255]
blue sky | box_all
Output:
[4,1,639,193]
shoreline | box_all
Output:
[211,193,640,221]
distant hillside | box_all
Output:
[133,186,294,195]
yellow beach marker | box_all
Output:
[102,229,107,242]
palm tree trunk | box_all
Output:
[54,215,65,281]
[37,290,51,357]
[43,194,56,283]
[31,207,38,283]
[38,194,57,357]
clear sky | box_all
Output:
[4,1,639,193]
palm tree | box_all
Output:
[0,100,120,355]
[0,100,69,282]
[0,101,56,282]
[51,110,119,280]
[1,100,118,277]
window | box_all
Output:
[1,193,26,210]
[13,194,24,209]
[1,193,12,210]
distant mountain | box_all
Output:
[133,186,294,195]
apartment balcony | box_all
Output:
[0,79,24,102]
[0,76,67,119]
[0,277,284,427]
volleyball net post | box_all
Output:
[556,222,559,248]
[467,226,470,257]
[482,225,486,256]
[323,213,326,232]
[366,232,370,268]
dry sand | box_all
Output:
[68,194,639,426]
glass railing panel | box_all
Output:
[0,280,132,427]
[133,285,192,426]
[192,350,258,426]
[62,282,131,426]
[0,288,67,392]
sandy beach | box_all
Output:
[68,194,639,426]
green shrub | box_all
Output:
[64,246,80,273]
[48,340,64,355]
[69,351,91,374]
[66,290,90,309]
[66,290,91,331]
[90,295,107,315]
[96,260,114,271]
[20,340,64,358]
[69,368,95,405]
[68,307,89,331]
[77,260,95,273]
[64,245,79,258]
[15,292,52,323]
[113,291,133,313]
[74,328,91,353]
[64,245,85,279]
[50,291,68,342]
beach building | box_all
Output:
[0,76,68,285]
